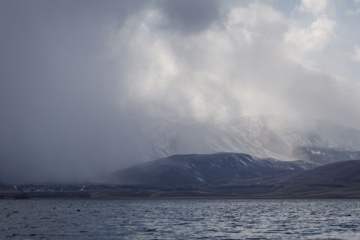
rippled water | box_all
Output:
[1,199,360,239]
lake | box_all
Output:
[1,199,360,239]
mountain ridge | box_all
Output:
[110,152,316,186]
[3,156,360,199]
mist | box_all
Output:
[1,0,360,184]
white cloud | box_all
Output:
[351,45,360,63]
[104,2,360,127]
[284,17,336,57]
[298,0,328,16]
[228,3,285,27]
[107,4,295,121]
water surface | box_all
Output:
[1,199,359,239]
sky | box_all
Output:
[1,0,360,183]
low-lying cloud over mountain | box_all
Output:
[1,1,360,183]
[125,114,360,163]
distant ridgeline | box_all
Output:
[3,115,360,199]
[109,153,360,198]
[2,153,360,198]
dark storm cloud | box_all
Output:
[160,0,220,34]
[0,0,150,183]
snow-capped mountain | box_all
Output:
[228,115,360,160]
[125,114,360,164]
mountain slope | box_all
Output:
[271,160,360,198]
[285,160,360,185]
[111,152,315,186]
[109,154,360,198]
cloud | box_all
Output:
[1,1,360,183]
[159,0,220,34]
[284,16,336,56]
[346,8,360,15]
[351,45,360,63]
[347,0,360,15]
[107,3,296,121]
[107,2,349,124]
[298,0,328,16]
[0,0,148,183]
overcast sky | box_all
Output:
[1,0,360,183]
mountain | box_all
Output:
[271,160,360,198]
[3,159,360,199]
[111,152,315,186]
[285,160,360,185]
[125,115,360,165]
[109,153,360,198]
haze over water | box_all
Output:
[1,199,360,239]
